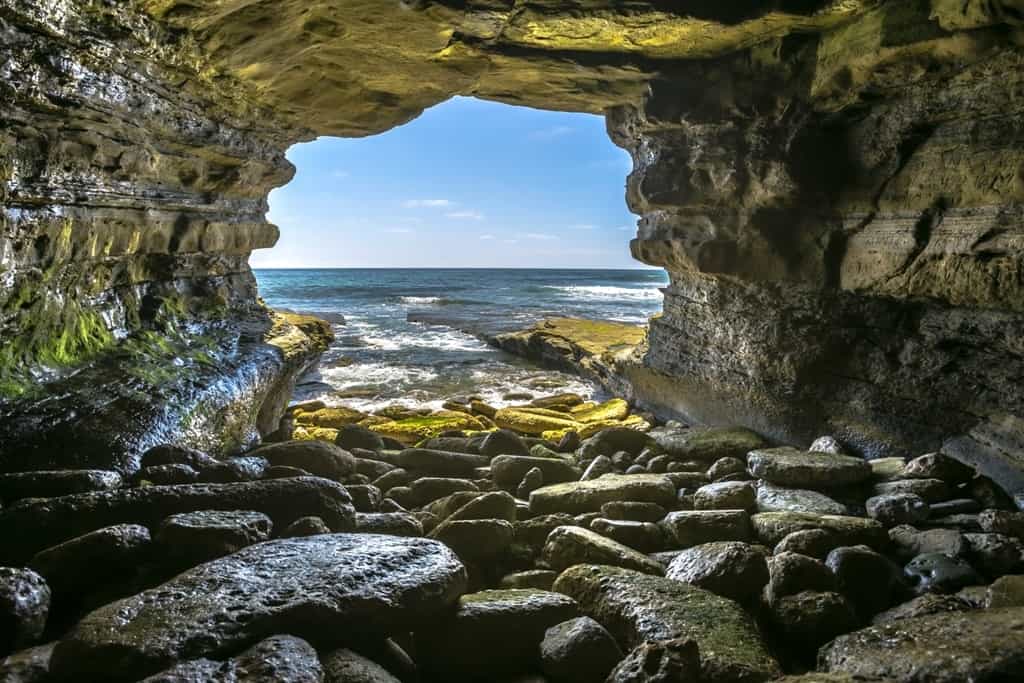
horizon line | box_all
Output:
[251,265,664,271]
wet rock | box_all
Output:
[969,476,1017,511]
[820,608,1024,681]
[751,512,886,549]
[157,510,273,567]
[336,424,388,452]
[692,481,755,512]
[281,516,331,537]
[930,498,981,516]
[265,465,314,480]
[29,524,151,598]
[986,575,1024,608]
[141,635,323,682]
[902,452,975,484]
[866,492,930,526]
[139,445,215,471]
[0,470,122,503]
[500,570,558,590]
[706,456,746,480]
[373,469,413,492]
[529,475,676,515]
[0,477,355,563]
[871,593,973,625]
[870,457,909,482]
[872,478,950,503]
[665,541,768,604]
[773,529,840,559]
[322,648,401,683]
[747,448,871,488]
[540,616,622,683]
[51,535,467,681]
[601,501,667,523]
[0,642,53,682]
[659,510,752,547]
[963,532,1024,578]
[827,545,905,618]
[518,467,545,499]
[417,589,578,681]
[590,518,664,553]
[133,464,200,486]
[248,440,355,481]
[393,449,490,476]
[580,455,613,481]
[443,491,517,523]
[0,569,49,656]
[904,552,982,595]
[648,426,765,461]
[542,526,664,575]
[606,638,700,683]
[493,455,578,489]
[755,482,848,516]
[345,484,383,512]
[809,436,847,456]
[408,477,478,506]
[354,512,423,537]
[584,428,657,457]
[765,552,837,604]
[769,590,859,655]
[888,524,967,562]
[198,456,270,483]
[354,458,395,480]
[430,519,514,561]
[924,512,982,532]
[554,565,780,681]
[480,430,531,458]
[515,514,579,553]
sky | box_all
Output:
[250,96,649,269]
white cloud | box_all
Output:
[385,227,414,234]
[479,234,496,240]
[447,210,485,220]
[332,170,350,179]
[403,199,453,208]
[569,224,596,231]
[528,125,575,141]
[519,232,558,241]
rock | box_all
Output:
[904,552,983,594]
[554,565,780,681]
[336,424,387,452]
[930,498,982,516]
[888,525,967,561]
[281,516,331,537]
[392,449,490,477]
[0,642,54,682]
[156,510,273,567]
[354,458,394,480]
[866,492,930,526]
[590,518,664,552]
[769,591,859,655]
[248,440,356,481]
[706,456,746,480]
[370,412,487,446]
[140,635,324,682]
[540,616,622,683]
[430,519,514,561]
[408,477,478,506]
[344,484,381,513]
[969,475,1017,511]
[665,542,769,604]
[773,529,840,559]
[601,501,667,523]
[515,467,542,499]
[659,510,753,547]
[963,532,1024,578]
[872,478,951,503]
[580,455,613,481]
[29,524,151,598]
[417,589,578,681]
[826,545,905,618]
[583,428,657,457]
[322,648,401,683]
[809,436,847,456]
[765,551,837,605]
[373,468,412,492]
[198,456,270,483]
[746,448,871,488]
[606,638,701,683]
[755,482,848,516]
[493,408,582,436]
[924,512,983,531]
[542,526,664,575]
[480,430,531,458]
[648,427,765,461]
[986,575,1024,608]
[902,452,975,484]
[820,608,1024,681]
[692,481,755,511]
[492,455,578,489]
[51,535,467,681]
[0,470,122,503]
[0,569,49,656]
[0,477,355,563]
[529,475,676,515]
[354,512,423,537]
[869,457,909,482]
[134,464,200,486]
[500,570,559,590]
[751,512,887,549]
[442,491,517,523]
[871,593,973,625]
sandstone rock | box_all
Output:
[417,589,578,681]
[755,482,848,516]
[747,448,871,488]
[322,648,401,683]
[751,512,886,549]
[606,638,700,683]
[51,535,467,681]
[553,565,780,681]
[29,524,151,598]
[0,569,49,656]
[529,475,675,515]
[827,545,906,618]
[156,510,273,567]
[765,552,837,605]
[392,449,489,477]
[590,518,664,553]
[866,492,930,526]
[542,526,664,575]
[659,510,753,547]
[820,608,1024,681]
[281,516,331,537]
[249,440,356,481]
[871,593,973,625]
[492,455,578,489]
[904,552,982,594]
[540,616,622,683]
[692,480,755,511]
[665,541,769,604]
[354,512,423,537]
[986,575,1024,608]
[601,501,667,523]
[0,470,122,503]
[140,635,324,682]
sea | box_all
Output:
[255,268,668,411]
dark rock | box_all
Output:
[500,570,558,590]
[755,482,848,516]
[665,541,769,604]
[442,491,517,523]
[248,440,356,481]
[139,445,216,470]
[542,526,664,575]
[354,512,423,537]
[986,575,1024,608]
[600,501,667,523]
[29,524,151,598]
[196,456,270,483]
[556,431,580,453]
[584,428,656,457]
[969,475,1017,511]
[751,512,887,549]
[866,492,930,527]
[280,516,331,537]
[606,638,700,683]
[514,514,578,553]
[659,510,752,548]
[826,545,906,618]
[529,475,676,515]
[871,593,973,625]
[769,590,859,655]
[354,458,395,480]
[580,455,613,481]
[929,498,981,516]
[322,648,400,683]
[923,512,982,531]
[872,477,950,503]
[540,616,623,683]
[517,467,545,499]
[0,569,49,656]
[0,477,355,563]
[373,469,413,492]
[706,456,746,481]
[345,484,382,512]
[773,528,840,559]
[133,464,200,486]
[963,532,1024,578]
[692,481,755,512]
[809,436,847,456]
[393,449,490,476]
[417,589,578,681]
[51,535,466,681]
[765,551,837,605]
[590,518,664,553]
[492,455,578,489]
[263,465,313,479]
[480,430,531,458]
[336,424,387,452]
[140,635,323,682]
[647,427,764,461]
[157,510,273,567]
[747,448,871,488]
[903,552,981,594]
[888,524,967,562]
[0,643,54,683]
[979,509,1024,539]
[0,471,122,503]
[902,452,975,484]
[430,519,513,561]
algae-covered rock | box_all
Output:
[370,412,488,445]
[529,474,676,515]
[494,407,582,436]
[291,405,366,429]
[571,398,630,423]
[751,512,887,548]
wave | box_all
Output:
[543,285,663,301]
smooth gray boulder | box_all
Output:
[756,482,848,516]
[747,448,871,488]
[540,616,622,683]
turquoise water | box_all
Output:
[255,268,668,410]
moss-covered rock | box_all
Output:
[369,412,488,446]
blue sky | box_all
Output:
[251,96,648,269]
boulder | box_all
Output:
[0,642,53,682]
[140,635,323,682]
[51,535,467,681]
[987,575,1024,608]
[345,484,383,512]
[442,491,517,523]
[156,510,273,567]
[392,449,489,476]
[542,526,664,575]
[580,455,613,481]
[336,424,387,452]
[29,524,151,598]
[492,455,579,489]
[281,516,331,537]
[773,528,841,559]
[871,593,973,625]
[0,470,122,503]
[888,525,967,562]
[601,501,667,523]
[866,493,930,527]
[134,464,200,486]
[514,514,580,553]
[408,477,478,506]
[665,542,769,604]
[247,440,356,481]
[904,552,982,594]
[750,512,887,549]
[479,429,531,457]
[354,512,423,537]
[648,427,765,461]
[964,532,1024,578]
[540,616,623,683]
[872,478,950,502]
[769,590,859,655]
[430,519,514,561]
[902,452,975,484]
[756,483,848,516]
[500,570,558,591]
[746,448,871,488]
[826,545,906,618]
[692,481,755,512]
[529,475,676,515]
[322,648,401,683]
[706,456,748,481]
[606,638,701,683]
[765,552,837,605]
[659,510,753,548]
[589,518,664,553]
[0,568,49,656]
[583,428,657,457]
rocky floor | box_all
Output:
[1,393,1023,682]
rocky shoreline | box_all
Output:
[2,334,1023,681]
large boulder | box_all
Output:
[392,449,489,476]
[750,512,887,549]
[529,475,676,515]
[491,455,579,489]
[140,635,323,682]
[755,483,848,516]
[542,526,665,575]
[746,448,871,488]
[156,510,273,568]
[0,470,122,502]
[29,524,151,599]
[665,542,769,604]
[248,440,356,481]
[50,535,467,681]
[648,427,765,461]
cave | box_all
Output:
[2,1,1024,680]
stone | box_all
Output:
[0,470,122,503]
[29,524,151,598]
[903,552,982,595]
[540,616,623,683]
[134,464,200,486]
[443,491,517,523]
[755,482,848,516]
[140,635,324,682]
[480,429,531,458]
[872,478,951,503]
[963,532,1024,578]
[866,492,930,526]
[826,545,906,618]
[247,440,356,481]
[500,570,559,590]
[542,526,664,575]
[336,424,388,452]
[354,512,423,537]
[870,457,910,482]
[986,575,1024,608]
[765,551,837,605]
[554,565,780,681]
[746,448,871,488]
[322,648,401,683]
[156,510,273,567]
[665,542,769,604]
[354,458,395,480]
[198,456,270,483]
[0,477,355,563]
[706,456,746,480]
[0,568,49,656]
[606,638,701,683]
[820,608,1024,681]
[924,513,983,531]
[0,642,54,683]
[392,449,490,476]
[517,467,545,499]
[529,475,676,515]
[417,589,578,681]
[601,501,667,523]
[50,535,467,681]
[773,529,840,559]
[590,518,664,553]
[514,514,579,553]
[929,498,982,516]
[659,510,752,547]
[902,452,976,484]
[648,427,765,461]
[769,591,860,654]
[692,481,755,511]
[888,525,967,562]
[342,484,380,512]
[751,512,887,549]
[408,477,478,506]
[809,436,847,456]
[492,455,578,489]
[430,519,514,561]
[583,428,657,457]
[580,455,613,481]
[281,516,331,537]
[871,593,973,625]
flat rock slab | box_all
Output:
[50,534,467,681]
[755,482,848,516]
[649,427,766,460]
[747,448,871,488]
[393,449,489,476]
[821,607,1024,681]
[751,512,887,549]
[529,475,676,515]
[554,564,781,682]
[0,477,355,563]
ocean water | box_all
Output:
[255,268,668,411]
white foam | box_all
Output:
[545,285,663,301]
[399,296,443,304]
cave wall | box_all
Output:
[2,0,1023,467]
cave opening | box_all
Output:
[250,96,667,415]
